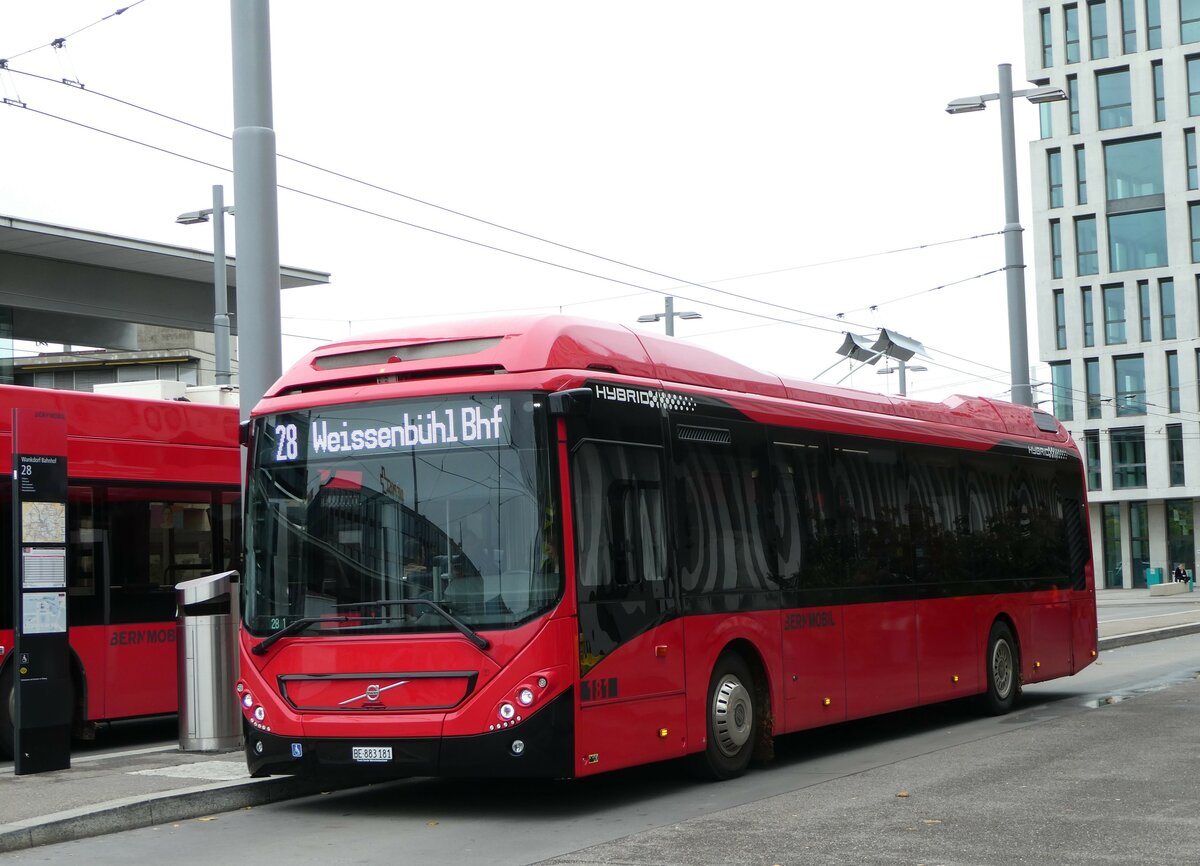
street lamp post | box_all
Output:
[637,296,702,336]
[947,64,1065,407]
[176,184,236,387]
[877,360,928,396]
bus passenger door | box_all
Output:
[772,437,847,731]
[571,439,687,775]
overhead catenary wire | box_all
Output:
[0,2,146,64]
[2,64,1007,336]
[6,95,1157,416]
[0,65,1162,414]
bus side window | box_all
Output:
[572,440,666,601]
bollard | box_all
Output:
[175,571,241,751]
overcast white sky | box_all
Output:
[1,1,1044,403]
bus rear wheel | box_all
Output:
[694,653,756,780]
[981,621,1020,715]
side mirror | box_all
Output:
[548,387,593,417]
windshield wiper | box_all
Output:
[250,615,351,656]
[340,599,490,650]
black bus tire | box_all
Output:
[0,663,13,759]
[981,621,1020,715]
[693,652,756,781]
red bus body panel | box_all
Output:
[0,385,240,728]
[244,316,1098,779]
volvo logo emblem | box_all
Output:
[338,679,410,707]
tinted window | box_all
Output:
[674,423,774,594]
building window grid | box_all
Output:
[1055,289,1069,349]
[1114,354,1147,416]
[1092,1,1111,57]
[1189,57,1200,115]
[1148,0,1162,48]
[1139,279,1153,341]
[1097,68,1133,129]
[1110,208,1168,271]
[1167,500,1193,568]
[1154,60,1166,120]
[1122,0,1138,51]
[1052,220,1064,278]
[1102,502,1122,587]
[1160,277,1177,338]
[1069,75,1081,133]
[1049,150,1064,208]
[1083,285,1096,346]
[1111,427,1148,488]
[1167,350,1181,412]
[1076,145,1088,203]
[1086,357,1103,418]
[1067,5,1082,62]
[1051,361,1075,420]
[1104,283,1127,344]
[1191,202,1200,261]
[1168,424,1186,485]
[1184,0,1200,42]
[1077,215,1099,275]
[1130,501,1151,585]
[1104,136,1164,199]
[1043,8,1055,66]
[1085,429,1103,490]
[1188,129,1198,189]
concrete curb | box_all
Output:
[1098,622,1200,651]
[0,774,355,854]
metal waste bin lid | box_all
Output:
[176,569,238,606]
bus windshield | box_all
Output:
[244,392,561,638]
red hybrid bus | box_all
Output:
[239,316,1097,781]
[0,385,241,758]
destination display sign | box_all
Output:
[264,396,512,464]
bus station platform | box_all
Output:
[1,587,1198,854]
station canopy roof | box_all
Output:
[0,214,330,349]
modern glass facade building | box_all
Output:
[1025,0,1199,587]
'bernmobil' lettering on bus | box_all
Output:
[110,628,177,646]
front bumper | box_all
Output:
[245,688,574,780]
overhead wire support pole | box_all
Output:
[230,0,281,424]
[997,63,1032,408]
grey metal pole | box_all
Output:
[665,296,675,337]
[211,184,232,387]
[998,63,1033,407]
[231,0,282,423]
[898,358,908,397]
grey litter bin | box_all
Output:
[176,570,241,751]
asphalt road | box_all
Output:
[6,633,1199,866]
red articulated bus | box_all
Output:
[239,316,1097,781]
[0,385,241,758]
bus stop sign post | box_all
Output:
[11,409,72,775]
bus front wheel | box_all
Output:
[982,621,1020,715]
[694,653,756,780]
